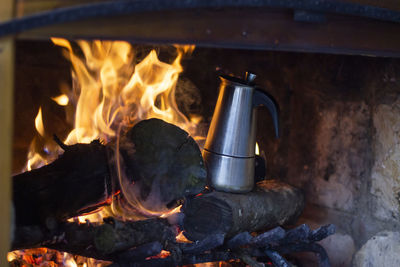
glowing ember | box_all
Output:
[12,39,202,266]
[64,256,78,267]
[7,252,16,262]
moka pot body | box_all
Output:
[203,74,279,193]
[203,76,257,193]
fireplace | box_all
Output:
[2,1,400,266]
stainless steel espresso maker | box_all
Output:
[203,72,279,193]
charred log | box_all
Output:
[182,180,304,241]
[112,224,335,267]
[12,218,175,261]
[13,118,207,226]
[11,217,334,267]
[13,140,114,226]
[117,118,207,214]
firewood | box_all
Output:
[13,140,113,226]
[11,220,334,267]
[12,218,175,261]
[13,118,206,226]
[117,118,207,214]
[116,224,334,267]
[182,180,304,241]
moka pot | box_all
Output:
[203,72,279,193]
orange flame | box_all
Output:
[255,142,260,155]
[34,107,45,137]
[52,94,69,106]
[26,107,49,171]
[49,38,198,145]
[24,38,200,173]
[14,39,201,266]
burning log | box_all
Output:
[182,180,304,241]
[12,221,335,266]
[12,217,175,261]
[13,118,207,226]
[13,140,113,226]
[116,118,207,215]
[11,211,334,266]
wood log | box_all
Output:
[182,180,304,241]
[11,218,175,261]
[13,140,114,226]
[117,118,207,214]
[13,118,206,226]
[11,220,334,266]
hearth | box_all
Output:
[2,1,400,267]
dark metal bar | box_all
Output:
[0,0,400,38]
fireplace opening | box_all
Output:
[2,1,400,266]
[7,37,400,267]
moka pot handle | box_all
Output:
[253,88,280,138]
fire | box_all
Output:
[24,38,199,174]
[7,252,16,262]
[13,39,201,266]
[49,38,197,146]
[26,107,49,171]
[64,253,78,267]
[34,107,45,137]
[255,142,260,155]
[52,94,69,106]
[49,38,199,220]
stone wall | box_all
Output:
[183,48,400,266]
[371,97,400,221]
